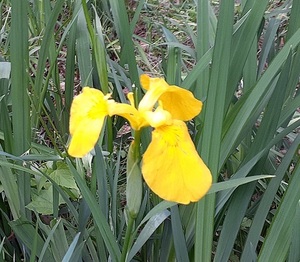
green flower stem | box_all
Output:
[107,117,113,153]
[121,129,142,261]
[133,130,141,159]
[121,213,135,262]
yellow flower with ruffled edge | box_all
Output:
[68,74,212,204]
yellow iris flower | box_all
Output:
[68,74,212,204]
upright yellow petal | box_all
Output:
[127,92,135,107]
[142,120,212,204]
[159,85,203,121]
[139,74,202,120]
[138,75,169,111]
[68,87,109,157]
[140,74,150,90]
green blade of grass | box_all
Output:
[221,28,300,166]
[38,218,65,262]
[242,37,257,93]
[31,0,65,128]
[171,206,189,261]
[62,232,81,262]
[0,146,20,219]
[242,134,300,261]
[129,0,145,35]
[181,47,213,90]
[9,217,54,260]
[63,6,78,138]
[286,0,300,41]
[0,62,13,153]
[159,219,173,260]
[195,0,211,100]
[80,1,109,92]
[67,159,121,261]
[93,6,109,92]
[128,210,170,261]
[257,17,281,77]
[226,0,269,109]
[279,93,300,128]
[208,175,274,195]
[10,0,31,218]
[258,155,300,261]
[94,146,109,219]
[162,26,182,85]
[108,0,140,94]
[195,1,234,261]
[214,117,300,216]
[76,5,93,87]
[288,200,300,262]
[216,47,294,261]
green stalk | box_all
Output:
[133,130,141,159]
[121,130,142,261]
[195,0,234,261]
[121,215,135,262]
[109,0,141,98]
[195,0,210,100]
[81,0,108,93]
[106,117,114,153]
[10,0,31,219]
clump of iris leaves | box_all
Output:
[0,0,299,261]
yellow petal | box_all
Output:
[108,101,147,130]
[159,85,203,121]
[68,118,105,157]
[127,92,135,106]
[142,106,172,128]
[139,74,202,120]
[139,74,151,90]
[138,75,169,111]
[68,87,109,157]
[142,120,212,204]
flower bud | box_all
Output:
[126,141,142,218]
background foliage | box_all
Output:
[0,0,299,261]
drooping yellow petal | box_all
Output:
[68,118,105,157]
[108,101,147,130]
[139,74,202,121]
[142,120,212,204]
[68,87,109,157]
